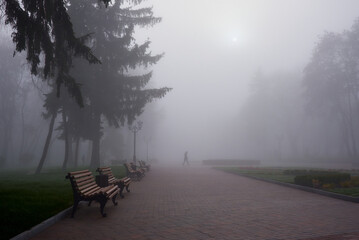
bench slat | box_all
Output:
[82,187,101,197]
[108,189,118,199]
[76,175,95,185]
[68,169,91,175]
[81,185,100,195]
[78,181,97,191]
[72,172,93,179]
[77,178,96,188]
[103,185,118,195]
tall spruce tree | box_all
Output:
[65,0,170,168]
[1,0,112,105]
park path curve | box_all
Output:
[32,165,359,240]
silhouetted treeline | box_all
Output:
[235,18,359,167]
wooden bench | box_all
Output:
[124,162,144,181]
[134,162,147,175]
[135,161,147,173]
[66,169,119,217]
[97,167,131,198]
[139,160,150,171]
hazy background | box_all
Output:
[136,0,359,163]
[2,0,359,169]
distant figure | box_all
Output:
[183,151,189,166]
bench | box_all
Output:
[97,167,131,198]
[124,162,144,181]
[66,169,119,217]
[134,162,147,175]
[139,160,150,171]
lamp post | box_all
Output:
[129,121,143,164]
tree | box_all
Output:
[303,22,359,158]
[238,70,304,161]
[35,89,59,174]
[0,42,23,166]
[65,0,170,169]
[1,0,113,105]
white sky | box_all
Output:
[135,0,359,162]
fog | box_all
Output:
[2,0,359,169]
[136,0,359,165]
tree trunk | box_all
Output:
[74,136,80,168]
[86,140,92,165]
[338,103,354,157]
[62,109,70,170]
[68,135,73,166]
[90,112,101,169]
[90,135,100,169]
[35,112,57,174]
[345,88,358,156]
[1,127,10,167]
[18,99,26,163]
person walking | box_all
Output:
[183,151,189,166]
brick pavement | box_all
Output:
[32,165,359,240]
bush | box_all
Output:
[340,176,359,188]
[294,173,351,188]
[322,183,336,189]
[283,169,308,175]
[340,180,351,188]
[283,169,339,176]
[351,176,359,187]
[294,175,315,187]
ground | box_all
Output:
[32,164,359,240]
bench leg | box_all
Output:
[119,186,125,198]
[99,197,108,217]
[137,173,142,181]
[112,194,118,206]
[130,173,136,181]
[71,200,79,218]
[88,200,92,206]
[126,185,130,193]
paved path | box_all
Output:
[32,165,359,240]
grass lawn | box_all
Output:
[328,187,359,197]
[217,167,359,197]
[0,166,127,240]
[219,167,295,183]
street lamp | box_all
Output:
[129,121,143,164]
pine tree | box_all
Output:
[66,0,171,168]
[1,0,111,105]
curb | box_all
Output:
[221,170,359,203]
[10,206,72,240]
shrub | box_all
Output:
[340,176,359,188]
[350,176,359,187]
[283,169,308,175]
[340,180,351,188]
[283,169,339,176]
[294,173,351,188]
[322,183,336,189]
[294,175,315,187]
[312,179,320,188]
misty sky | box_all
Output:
[133,0,359,163]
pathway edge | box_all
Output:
[10,206,72,240]
[218,169,359,203]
